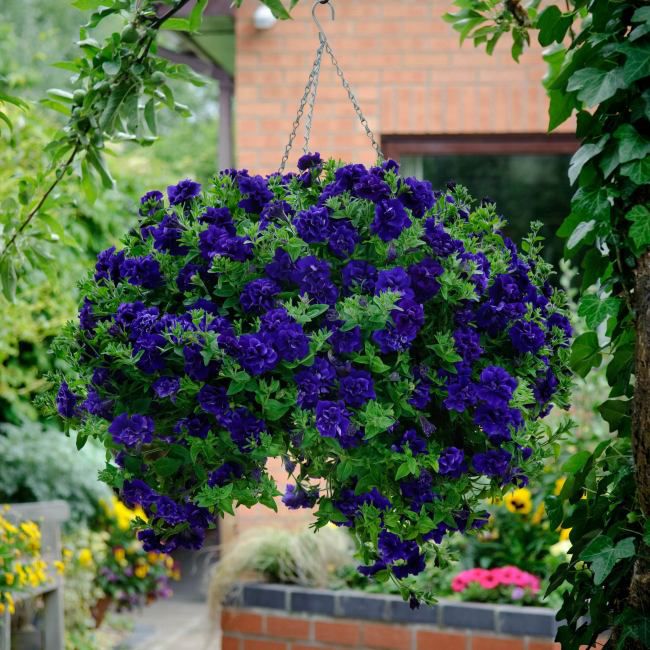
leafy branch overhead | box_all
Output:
[0,0,210,298]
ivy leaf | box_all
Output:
[626,205,650,249]
[568,137,608,185]
[537,6,573,46]
[571,186,611,222]
[261,0,292,20]
[618,43,650,84]
[566,67,626,107]
[581,536,635,585]
[620,158,650,185]
[598,399,631,434]
[547,88,576,130]
[614,124,650,164]
[562,451,591,474]
[566,219,596,250]
[578,295,620,329]
[570,331,602,377]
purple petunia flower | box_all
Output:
[208,462,244,488]
[370,198,412,242]
[423,220,464,257]
[295,256,338,305]
[197,384,229,416]
[407,258,444,302]
[293,205,331,243]
[295,357,336,409]
[238,175,273,214]
[282,484,319,509]
[438,447,467,478]
[167,179,201,206]
[342,260,378,294]
[121,255,164,289]
[139,190,164,216]
[315,400,351,438]
[328,220,359,259]
[473,449,512,478]
[56,381,78,417]
[476,365,518,406]
[352,174,391,202]
[199,207,236,233]
[339,370,376,408]
[330,325,362,355]
[240,278,281,313]
[199,225,253,262]
[152,376,181,401]
[375,267,411,295]
[236,334,278,375]
[108,413,155,447]
[509,319,546,355]
[398,177,436,218]
[223,407,266,451]
[95,246,125,284]
[297,152,323,171]
[265,248,296,284]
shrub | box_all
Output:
[52,156,571,602]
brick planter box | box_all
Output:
[221,583,559,650]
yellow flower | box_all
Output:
[78,548,93,567]
[531,503,545,525]
[134,564,149,579]
[53,561,65,575]
[147,552,160,564]
[4,573,14,586]
[554,478,566,496]
[4,593,15,615]
[165,556,175,570]
[114,548,126,563]
[559,527,571,541]
[63,548,73,560]
[504,488,533,515]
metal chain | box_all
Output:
[303,33,325,155]
[322,38,384,161]
[278,0,384,172]
[278,39,326,173]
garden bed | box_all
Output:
[222,583,559,650]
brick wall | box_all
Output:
[234,0,573,173]
[220,584,562,650]
[221,608,560,650]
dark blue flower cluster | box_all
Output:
[56,157,571,589]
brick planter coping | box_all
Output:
[222,582,560,650]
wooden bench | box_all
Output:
[1,500,70,650]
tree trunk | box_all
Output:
[624,249,650,649]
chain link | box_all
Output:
[322,39,384,161]
[278,39,326,173]
[303,34,325,156]
[278,0,383,172]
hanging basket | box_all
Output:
[53,1,572,602]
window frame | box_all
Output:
[381,133,578,160]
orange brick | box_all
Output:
[417,630,466,650]
[266,615,310,640]
[221,610,264,635]
[471,635,524,650]
[314,620,362,646]
[363,622,412,650]
[222,635,241,650]
[242,640,286,650]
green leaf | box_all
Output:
[161,17,192,31]
[626,205,650,249]
[537,6,573,46]
[544,495,564,529]
[99,82,133,131]
[547,88,576,130]
[581,536,635,585]
[568,138,608,185]
[566,219,596,250]
[261,0,292,20]
[566,67,626,107]
[395,462,412,481]
[71,0,105,8]
[620,158,650,185]
[578,295,620,329]
[571,186,611,222]
[619,43,650,84]
[570,331,602,377]
[598,399,631,434]
[86,148,114,189]
[189,0,209,31]
[153,457,182,477]
[0,257,17,302]
[614,124,650,164]
[562,451,591,474]
[144,97,157,135]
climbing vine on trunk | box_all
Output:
[444,0,650,647]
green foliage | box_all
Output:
[445,0,649,644]
[0,0,211,296]
[0,420,109,522]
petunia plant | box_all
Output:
[51,155,571,604]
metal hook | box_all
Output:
[312,0,335,41]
